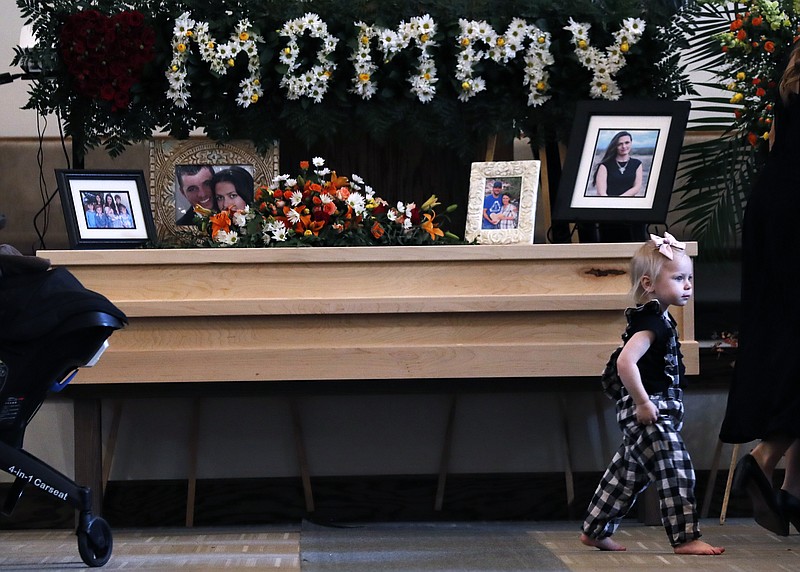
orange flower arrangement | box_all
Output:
[715,0,797,151]
[191,157,460,247]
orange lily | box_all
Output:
[210,211,231,238]
[194,204,213,217]
[420,213,444,240]
[294,212,326,236]
[324,171,349,193]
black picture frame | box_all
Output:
[552,100,690,224]
[56,169,156,249]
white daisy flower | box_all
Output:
[215,230,239,246]
[347,192,366,216]
[271,223,289,242]
[286,209,301,225]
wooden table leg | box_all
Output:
[73,397,103,516]
[186,398,201,527]
[720,443,740,525]
[434,395,458,512]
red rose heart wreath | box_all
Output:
[59,10,156,112]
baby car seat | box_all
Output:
[0,245,127,567]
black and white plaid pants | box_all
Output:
[581,388,701,547]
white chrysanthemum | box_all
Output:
[269,221,289,242]
[387,209,399,222]
[564,18,589,39]
[286,209,301,225]
[173,13,195,36]
[510,18,529,33]
[417,14,436,35]
[215,230,239,246]
[285,178,297,188]
[456,59,474,76]
[317,167,331,176]
[623,18,646,35]
[365,185,374,199]
[232,210,248,228]
[347,192,366,216]
[290,191,304,206]
[353,82,378,99]
[378,29,400,52]
[236,19,252,35]
[313,157,325,167]
[319,193,334,205]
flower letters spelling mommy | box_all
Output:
[162,12,642,107]
[59,10,155,111]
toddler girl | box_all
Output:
[579,233,724,555]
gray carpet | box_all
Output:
[299,520,568,571]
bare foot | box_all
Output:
[673,539,725,555]
[580,533,627,551]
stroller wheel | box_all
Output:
[77,516,113,567]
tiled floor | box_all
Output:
[0,519,797,571]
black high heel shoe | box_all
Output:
[778,489,800,534]
[731,454,789,536]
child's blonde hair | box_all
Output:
[630,238,686,304]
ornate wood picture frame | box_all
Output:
[149,138,279,242]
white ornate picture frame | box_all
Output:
[464,160,540,244]
[149,138,279,241]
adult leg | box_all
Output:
[777,439,800,533]
[780,439,800,497]
[750,435,794,482]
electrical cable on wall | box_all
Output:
[31,109,71,251]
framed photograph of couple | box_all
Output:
[464,160,541,244]
[56,169,156,249]
[552,100,690,224]
[149,138,279,241]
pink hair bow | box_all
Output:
[650,232,685,260]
